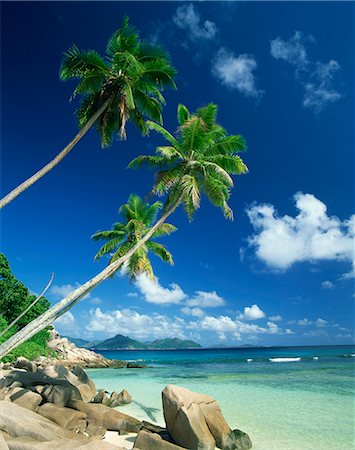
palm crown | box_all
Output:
[129,103,248,220]
[60,17,176,146]
[91,194,176,280]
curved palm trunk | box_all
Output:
[0,198,182,358]
[0,99,111,209]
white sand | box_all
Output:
[103,430,136,449]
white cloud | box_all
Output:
[127,292,139,298]
[298,318,313,326]
[238,304,265,320]
[53,311,81,337]
[135,273,187,305]
[316,318,328,328]
[181,307,205,318]
[196,315,290,341]
[321,281,334,289]
[269,315,282,322]
[186,291,225,308]
[51,284,79,298]
[173,4,217,41]
[270,31,342,113]
[270,31,309,68]
[246,193,354,273]
[212,48,262,98]
[86,308,186,341]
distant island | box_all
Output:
[64,334,202,350]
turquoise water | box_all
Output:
[88,346,355,450]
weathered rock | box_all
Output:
[41,383,81,407]
[9,388,43,412]
[14,357,37,373]
[41,364,81,387]
[134,430,186,450]
[222,429,253,450]
[141,421,167,434]
[0,401,88,443]
[76,383,95,402]
[0,432,9,450]
[3,436,123,449]
[109,389,132,407]
[37,403,87,432]
[9,381,23,388]
[162,384,233,450]
[127,362,146,369]
[70,400,142,432]
[91,389,111,406]
[85,420,107,438]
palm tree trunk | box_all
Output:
[0,197,182,358]
[0,99,111,209]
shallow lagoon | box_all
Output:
[88,346,355,450]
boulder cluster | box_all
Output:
[0,358,252,450]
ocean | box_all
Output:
[87,345,355,450]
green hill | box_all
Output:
[149,338,202,349]
[88,334,202,350]
[92,334,147,350]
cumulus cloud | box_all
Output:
[321,281,334,289]
[238,304,266,320]
[316,318,328,328]
[270,31,342,113]
[212,48,262,98]
[186,291,225,308]
[180,307,205,318]
[298,318,313,326]
[196,315,289,341]
[53,311,81,337]
[269,315,282,322]
[51,284,79,298]
[246,192,354,273]
[135,273,187,305]
[173,4,217,41]
[87,307,187,341]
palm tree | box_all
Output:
[0,103,247,358]
[0,17,176,209]
[92,194,176,280]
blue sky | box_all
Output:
[1,2,354,347]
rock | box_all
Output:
[9,381,23,388]
[85,420,107,438]
[0,432,9,450]
[37,403,87,433]
[9,388,43,412]
[0,401,88,443]
[127,362,146,369]
[41,384,81,407]
[109,389,132,407]
[14,357,37,373]
[76,383,95,402]
[141,421,167,434]
[70,400,142,432]
[72,365,90,384]
[3,436,124,449]
[162,384,233,450]
[41,364,81,387]
[223,429,253,450]
[91,389,111,406]
[134,430,186,450]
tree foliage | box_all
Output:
[60,16,176,146]
[92,194,176,280]
[0,253,52,362]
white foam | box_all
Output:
[247,358,253,362]
[313,356,319,360]
[269,357,301,363]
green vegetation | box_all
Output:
[0,254,53,363]
[85,334,201,350]
[92,194,176,280]
[0,17,176,208]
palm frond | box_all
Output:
[151,223,177,238]
[146,121,180,148]
[196,103,218,130]
[60,45,109,80]
[94,237,126,261]
[146,241,174,265]
[177,104,190,125]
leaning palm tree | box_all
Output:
[0,17,176,209]
[92,194,176,280]
[0,103,247,358]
